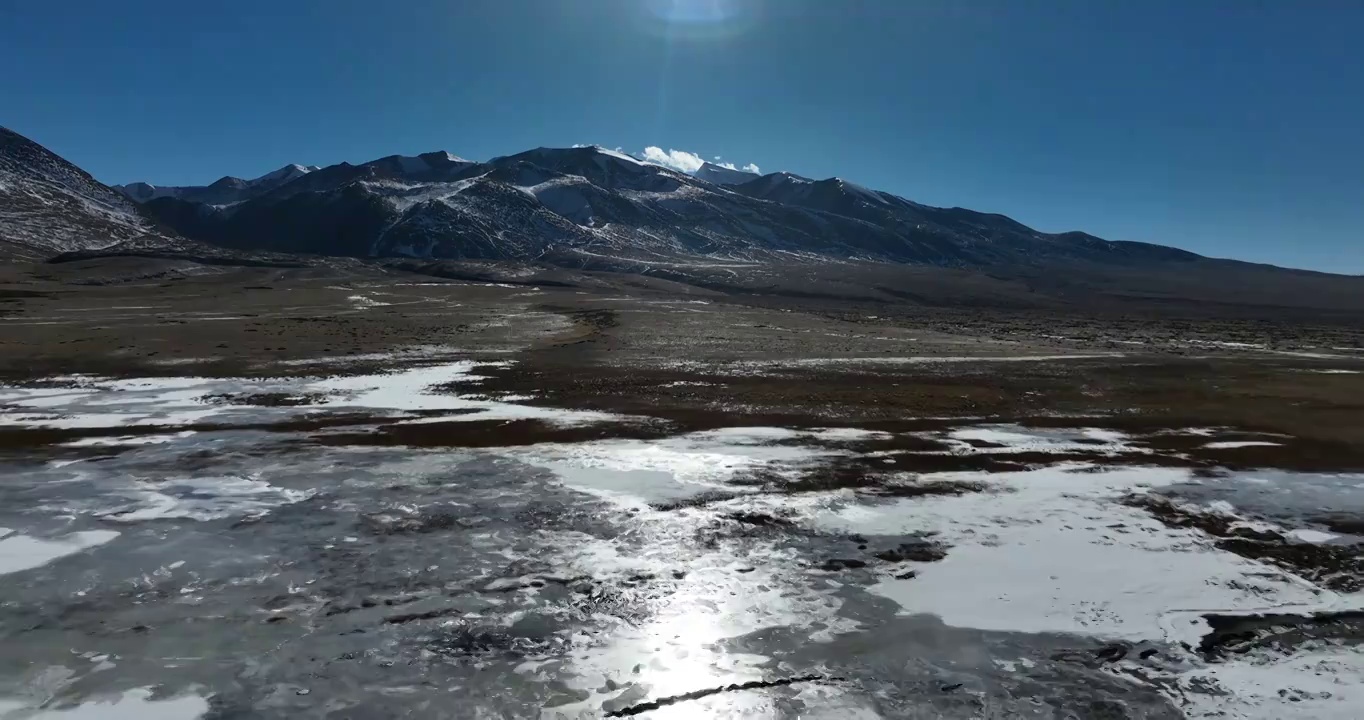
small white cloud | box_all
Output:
[639,146,760,175]
[571,143,589,148]
[640,146,706,173]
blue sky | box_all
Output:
[3,0,1361,273]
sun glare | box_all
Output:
[641,0,758,39]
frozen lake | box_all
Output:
[1,362,1362,719]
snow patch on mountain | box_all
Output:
[594,147,646,166]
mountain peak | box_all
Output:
[250,164,320,186]
[420,151,466,164]
[363,152,474,177]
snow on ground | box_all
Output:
[0,361,616,430]
[1287,528,1341,543]
[936,424,1138,454]
[345,294,390,309]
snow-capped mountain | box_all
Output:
[692,161,760,186]
[0,127,180,261]
[113,163,322,206]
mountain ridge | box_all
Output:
[2,128,1359,308]
[115,143,1214,273]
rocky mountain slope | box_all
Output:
[0,127,180,261]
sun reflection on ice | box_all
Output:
[533,511,851,718]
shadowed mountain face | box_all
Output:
[0,127,180,261]
[119,143,1202,270]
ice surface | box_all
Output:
[514,428,838,504]
[0,529,120,576]
[0,687,209,720]
[95,476,312,523]
[525,528,854,716]
[1203,441,1283,449]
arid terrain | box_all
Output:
[2,257,1363,719]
